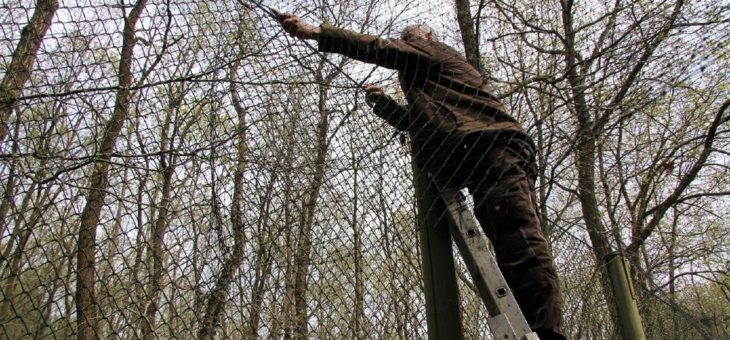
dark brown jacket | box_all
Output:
[318,24,529,172]
[318,23,525,137]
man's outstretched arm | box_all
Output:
[365,85,411,131]
[276,12,431,70]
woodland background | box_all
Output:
[0,0,728,339]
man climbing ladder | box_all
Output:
[276,11,566,340]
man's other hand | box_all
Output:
[364,85,385,107]
[275,11,320,40]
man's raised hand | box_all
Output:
[275,11,320,41]
[364,85,385,107]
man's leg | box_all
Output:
[465,142,566,340]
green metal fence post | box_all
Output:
[606,252,647,340]
[412,155,463,340]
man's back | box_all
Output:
[318,24,523,138]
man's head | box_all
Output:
[400,24,438,42]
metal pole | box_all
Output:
[606,252,647,340]
[412,150,463,340]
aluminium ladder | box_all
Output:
[437,184,540,340]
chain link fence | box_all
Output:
[1,0,728,339]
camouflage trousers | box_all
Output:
[431,132,566,340]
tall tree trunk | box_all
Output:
[131,168,152,334]
[560,1,613,263]
[271,111,300,339]
[0,114,61,321]
[98,166,130,336]
[350,158,365,339]
[247,164,282,337]
[198,59,250,340]
[75,1,147,338]
[0,0,58,142]
[454,0,482,74]
[274,185,296,339]
[559,0,618,332]
[376,148,402,337]
[278,183,297,339]
[291,71,332,340]
[0,187,60,321]
[0,121,21,243]
[140,104,177,340]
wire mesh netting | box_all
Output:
[1,0,728,339]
